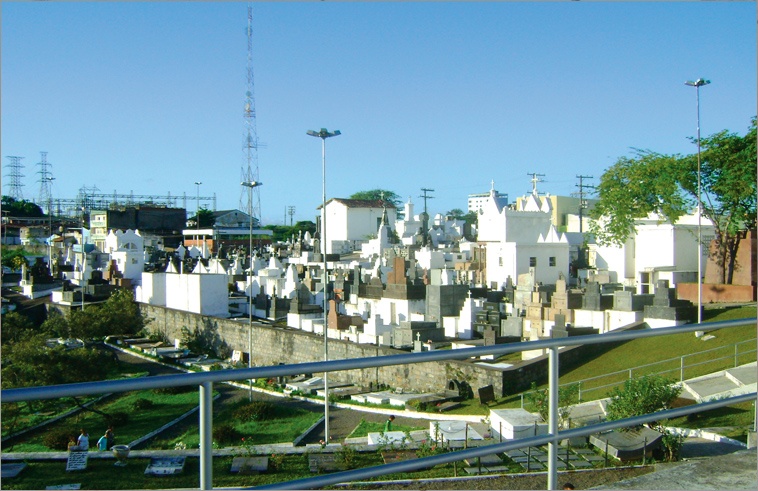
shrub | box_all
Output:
[213,423,242,445]
[234,401,276,422]
[152,385,194,395]
[131,398,154,411]
[335,443,358,469]
[43,428,75,451]
[105,411,130,427]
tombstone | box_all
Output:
[478,385,496,404]
[589,427,663,462]
[65,450,88,472]
[413,332,423,352]
[482,326,496,346]
[552,314,568,338]
[582,282,602,310]
[643,280,696,324]
[144,456,186,475]
[230,456,269,474]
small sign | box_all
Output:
[66,451,88,472]
[478,385,496,405]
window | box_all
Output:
[549,257,556,267]
[529,257,537,267]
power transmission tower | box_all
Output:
[37,152,54,214]
[572,175,596,234]
[240,4,263,225]
[527,172,546,196]
[4,156,25,200]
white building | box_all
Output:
[321,198,397,255]
[103,229,145,284]
[588,210,715,293]
[477,189,570,288]
[468,181,509,214]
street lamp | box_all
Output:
[241,180,263,401]
[307,127,341,441]
[194,181,202,260]
[685,78,710,325]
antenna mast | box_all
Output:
[240,4,262,225]
[4,156,25,200]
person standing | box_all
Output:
[97,431,109,451]
[105,427,115,449]
[77,429,90,450]
[384,415,395,433]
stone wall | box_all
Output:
[139,304,505,397]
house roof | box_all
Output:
[320,199,397,210]
[212,209,248,218]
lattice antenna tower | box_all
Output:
[4,156,26,200]
[239,4,262,225]
[36,152,54,213]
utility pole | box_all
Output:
[287,206,296,227]
[573,175,596,234]
[419,188,434,247]
[527,173,545,196]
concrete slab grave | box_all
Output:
[144,456,186,476]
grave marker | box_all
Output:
[65,451,88,472]
[478,385,496,405]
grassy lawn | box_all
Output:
[1,369,150,440]
[667,400,756,442]
[346,418,426,438]
[0,450,509,489]
[3,388,204,453]
[149,399,324,449]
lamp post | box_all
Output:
[194,181,202,257]
[685,78,710,325]
[241,180,262,401]
[307,127,341,441]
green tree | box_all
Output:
[1,196,44,218]
[0,312,38,345]
[190,207,215,228]
[2,247,30,271]
[1,333,117,389]
[88,288,146,338]
[349,189,403,218]
[589,118,756,284]
[605,375,682,431]
[525,382,580,429]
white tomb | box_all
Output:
[489,408,547,440]
[430,420,484,443]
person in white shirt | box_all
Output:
[77,429,90,450]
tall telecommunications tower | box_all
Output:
[4,156,25,200]
[37,152,54,213]
[239,4,262,224]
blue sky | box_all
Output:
[2,1,756,226]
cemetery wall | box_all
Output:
[499,321,648,396]
[139,304,505,397]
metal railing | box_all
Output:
[2,317,756,490]
[518,337,757,407]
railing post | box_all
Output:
[578,381,582,403]
[548,346,559,490]
[735,343,738,367]
[199,381,213,490]
[680,355,685,382]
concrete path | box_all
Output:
[591,447,757,490]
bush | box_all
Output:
[234,401,276,422]
[152,385,194,395]
[105,411,130,427]
[213,423,242,445]
[43,428,75,451]
[131,398,154,411]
